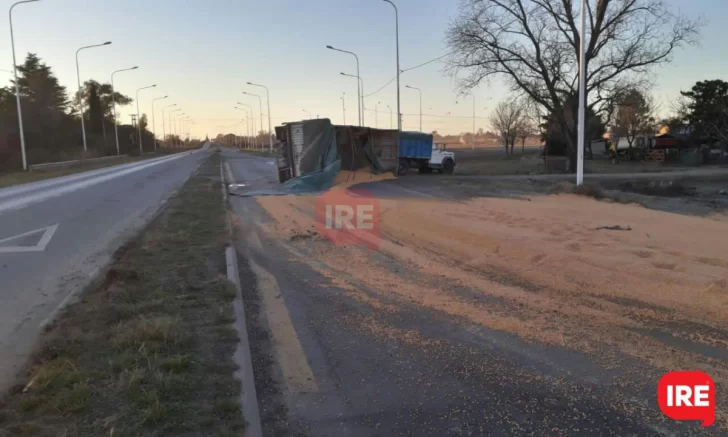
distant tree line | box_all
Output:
[0,53,185,172]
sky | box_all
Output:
[1,0,727,140]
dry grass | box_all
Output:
[454,148,693,176]
[0,153,244,436]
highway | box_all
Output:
[0,147,210,392]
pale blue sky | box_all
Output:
[1,0,726,138]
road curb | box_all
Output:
[226,247,263,437]
[220,150,263,437]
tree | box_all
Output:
[87,81,103,136]
[139,114,148,132]
[15,53,69,113]
[613,89,655,158]
[6,53,75,166]
[541,94,606,157]
[680,79,728,144]
[516,100,541,153]
[489,100,523,155]
[446,0,700,171]
[74,80,133,119]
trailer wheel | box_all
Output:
[442,159,455,175]
[397,160,410,176]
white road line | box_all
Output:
[0,152,193,214]
[0,153,189,201]
[0,224,59,253]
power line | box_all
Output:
[363,52,452,98]
[363,108,488,120]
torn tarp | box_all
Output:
[231,119,398,197]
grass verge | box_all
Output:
[0,152,245,436]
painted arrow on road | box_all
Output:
[0,224,59,253]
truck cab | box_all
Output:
[428,143,456,174]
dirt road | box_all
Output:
[224,148,727,436]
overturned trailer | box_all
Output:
[274,119,399,191]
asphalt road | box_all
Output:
[223,148,721,437]
[0,147,210,393]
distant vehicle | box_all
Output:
[398,132,456,175]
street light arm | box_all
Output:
[76,42,112,56]
[10,0,39,16]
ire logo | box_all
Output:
[315,187,380,250]
[658,371,715,427]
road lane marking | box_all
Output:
[0,153,190,201]
[0,152,195,214]
[248,258,319,394]
[224,162,236,186]
[0,224,58,253]
[243,224,318,394]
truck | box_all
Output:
[398,131,456,175]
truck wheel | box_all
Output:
[442,159,455,175]
[397,160,410,176]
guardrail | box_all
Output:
[28,154,128,171]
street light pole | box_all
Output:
[383,0,401,132]
[76,41,112,152]
[405,85,422,132]
[242,92,263,149]
[162,103,176,147]
[169,108,181,147]
[387,104,393,129]
[247,82,273,152]
[303,109,311,119]
[341,92,346,125]
[375,101,381,128]
[173,113,185,148]
[234,107,249,148]
[10,0,40,171]
[135,84,156,153]
[237,102,255,150]
[111,66,138,155]
[181,118,190,147]
[576,0,586,185]
[151,96,167,152]
[340,72,364,126]
[328,46,361,126]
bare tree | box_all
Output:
[446,0,700,171]
[613,88,655,159]
[516,99,542,153]
[490,100,523,155]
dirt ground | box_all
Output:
[254,177,728,430]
